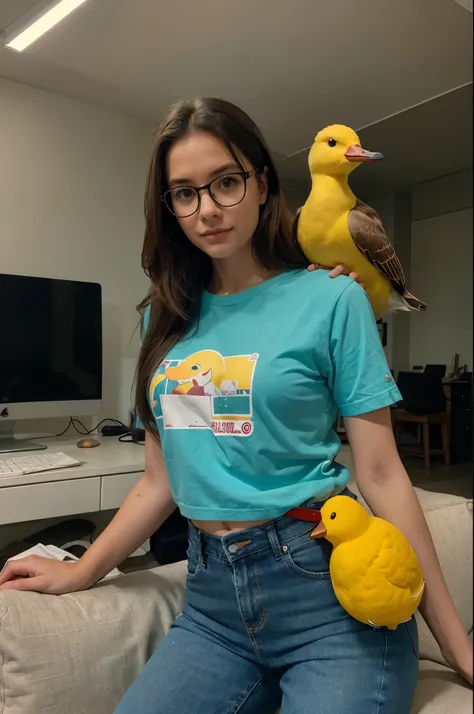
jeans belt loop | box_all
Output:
[266,522,283,561]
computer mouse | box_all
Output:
[77,438,100,449]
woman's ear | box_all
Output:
[257,167,269,205]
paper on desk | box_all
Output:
[4,543,122,581]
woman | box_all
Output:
[0,98,471,713]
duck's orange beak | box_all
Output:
[310,520,327,539]
[345,145,384,162]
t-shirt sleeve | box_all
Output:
[326,281,401,417]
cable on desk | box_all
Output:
[118,432,145,446]
[24,417,128,440]
[71,417,127,436]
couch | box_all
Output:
[0,487,472,714]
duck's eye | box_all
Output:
[190,364,200,371]
[328,138,337,147]
[330,512,337,520]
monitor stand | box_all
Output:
[0,422,46,454]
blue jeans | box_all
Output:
[115,491,419,713]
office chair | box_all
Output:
[424,364,447,379]
[392,372,450,470]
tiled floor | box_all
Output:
[401,458,472,499]
[338,445,472,499]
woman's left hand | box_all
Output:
[308,263,363,287]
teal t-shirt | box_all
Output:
[145,269,400,520]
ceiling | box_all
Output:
[284,83,473,198]
[0,0,472,193]
[355,83,473,197]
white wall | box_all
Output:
[0,79,153,431]
[411,169,473,220]
[370,170,473,374]
[410,207,473,371]
[281,176,310,213]
[410,169,473,372]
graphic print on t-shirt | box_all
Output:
[149,349,259,437]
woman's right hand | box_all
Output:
[0,555,91,594]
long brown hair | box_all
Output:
[136,97,305,433]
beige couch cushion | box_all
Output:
[412,660,473,714]
[414,493,473,664]
[0,562,187,714]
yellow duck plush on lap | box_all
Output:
[311,496,424,630]
[294,125,426,318]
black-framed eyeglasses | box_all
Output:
[162,169,261,218]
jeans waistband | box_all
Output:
[188,487,355,564]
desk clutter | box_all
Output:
[392,362,472,469]
[0,507,188,572]
[1,543,122,582]
[0,517,96,570]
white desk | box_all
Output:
[0,436,145,526]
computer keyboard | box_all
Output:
[0,452,81,477]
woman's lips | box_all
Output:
[201,229,231,241]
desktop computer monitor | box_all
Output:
[0,273,102,453]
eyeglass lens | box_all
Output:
[165,173,247,217]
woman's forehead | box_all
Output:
[167,131,247,185]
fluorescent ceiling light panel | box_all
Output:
[5,0,90,52]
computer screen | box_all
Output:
[0,273,102,406]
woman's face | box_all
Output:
[166,131,268,262]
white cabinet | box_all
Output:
[100,472,141,510]
[4,478,101,524]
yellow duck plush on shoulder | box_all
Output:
[294,125,426,318]
[311,495,424,630]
